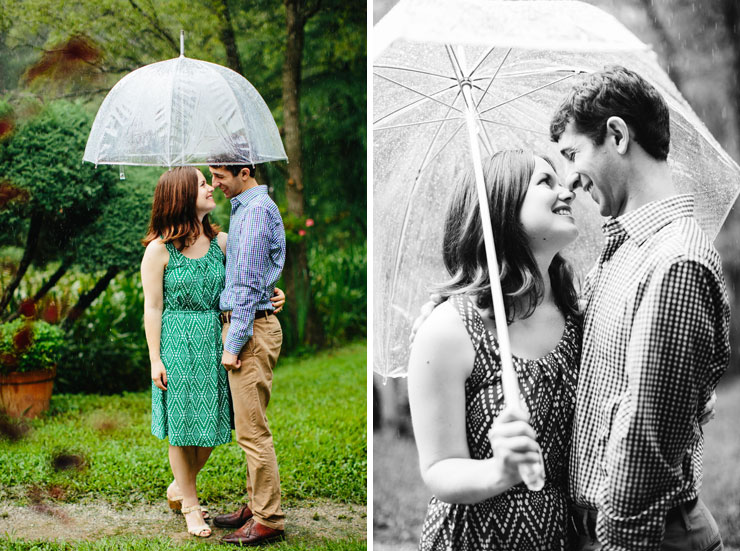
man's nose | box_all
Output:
[564,172,581,192]
[559,186,575,204]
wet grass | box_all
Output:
[0,342,367,508]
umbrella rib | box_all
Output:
[446,45,466,81]
[479,73,577,116]
[374,117,465,131]
[475,48,512,110]
[416,89,464,173]
[387,89,464,329]
[373,82,461,126]
[375,64,457,81]
[374,72,464,113]
[473,67,586,80]
[478,117,549,136]
[468,46,497,77]
[419,121,467,173]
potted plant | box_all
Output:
[0,318,64,418]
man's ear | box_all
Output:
[606,116,630,155]
[240,167,251,180]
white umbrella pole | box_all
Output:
[460,80,545,492]
[459,83,519,407]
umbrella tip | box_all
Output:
[180,30,185,57]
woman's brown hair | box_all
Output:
[435,150,580,323]
[142,167,219,249]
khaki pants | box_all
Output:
[222,314,284,530]
[572,499,723,551]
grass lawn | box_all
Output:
[374,374,740,550]
[0,342,367,550]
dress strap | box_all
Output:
[449,294,488,351]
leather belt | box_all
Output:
[570,498,698,539]
[219,310,272,324]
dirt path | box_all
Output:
[0,499,366,544]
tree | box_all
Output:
[281,0,323,346]
[0,100,119,317]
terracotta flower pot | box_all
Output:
[0,366,56,418]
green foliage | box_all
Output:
[56,274,148,394]
[0,99,119,265]
[0,342,366,504]
[69,165,157,272]
[0,319,64,374]
[310,242,367,347]
[0,100,114,214]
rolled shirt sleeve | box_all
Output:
[597,260,730,550]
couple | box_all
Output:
[141,163,287,546]
[409,66,730,550]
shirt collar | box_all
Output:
[601,194,695,246]
[230,185,267,209]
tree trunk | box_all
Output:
[4,259,71,323]
[281,0,324,346]
[0,212,43,314]
[63,266,120,328]
[638,0,685,93]
[215,0,243,74]
[721,0,740,143]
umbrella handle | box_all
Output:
[519,451,546,491]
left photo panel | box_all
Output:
[0,1,367,549]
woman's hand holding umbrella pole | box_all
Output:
[488,406,545,490]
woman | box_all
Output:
[408,150,581,549]
[140,167,285,538]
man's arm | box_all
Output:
[223,205,273,356]
[597,259,730,550]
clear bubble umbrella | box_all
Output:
[373,0,740,384]
[83,32,286,168]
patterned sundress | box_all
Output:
[419,295,581,551]
[151,238,232,447]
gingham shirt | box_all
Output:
[220,185,286,355]
[569,194,730,550]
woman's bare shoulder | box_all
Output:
[410,299,474,377]
[217,232,228,253]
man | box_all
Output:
[208,163,287,546]
[551,66,730,550]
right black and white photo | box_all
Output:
[372,1,740,550]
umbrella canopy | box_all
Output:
[83,52,286,167]
[373,0,740,379]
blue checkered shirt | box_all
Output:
[569,195,730,550]
[220,185,286,355]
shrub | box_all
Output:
[0,318,64,374]
[55,274,148,395]
[309,241,366,347]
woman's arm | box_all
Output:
[141,240,168,391]
[408,301,541,504]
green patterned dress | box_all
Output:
[151,238,232,447]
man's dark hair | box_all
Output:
[207,162,257,178]
[549,65,670,161]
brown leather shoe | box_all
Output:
[221,518,285,546]
[213,504,253,528]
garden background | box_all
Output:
[372,0,740,550]
[0,0,367,549]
